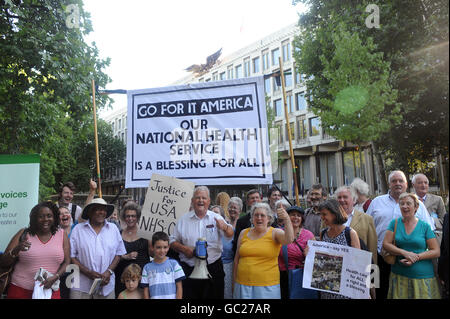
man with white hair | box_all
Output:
[170,186,233,299]
[350,178,372,213]
[412,173,446,238]
[366,170,435,299]
[335,186,378,264]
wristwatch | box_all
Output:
[107,268,114,275]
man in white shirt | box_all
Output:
[70,198,126,299]
[170,186,233,299]
[366,170,435,299]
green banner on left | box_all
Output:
[0,154,40,252]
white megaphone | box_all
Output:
[189,238,211,280]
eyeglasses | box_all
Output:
[253,213,268,218]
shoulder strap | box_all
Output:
[320,228,327,241]
[392,218,398,245]
[344,227,352,246]
[293,238,304,253]
[71,204,77,222]
[282,245,289,270]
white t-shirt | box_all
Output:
[170,210,232,267]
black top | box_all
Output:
[114,237,150,296]
[438,212,449,290]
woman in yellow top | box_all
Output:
[233,202,294,298]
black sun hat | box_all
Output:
[286,205,305,215]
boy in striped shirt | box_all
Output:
[141,232,185,299]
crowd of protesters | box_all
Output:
[0,170,448,300]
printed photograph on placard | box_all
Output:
[311,252,343,293]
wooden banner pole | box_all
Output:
[91,79,102,198]
[279,57,299,206]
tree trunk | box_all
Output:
[371,141,388,194]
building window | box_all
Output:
[262,50,270,70]
[219,72,226,80]
[282,41,291,62]
[274,99,283,117]
[227,66,233,79]
[235,64,242,79]
[287,93,294,113]
[319,153,337,191]
[285,122,295,141]
[212,72,218,81]
[297,116,307,140]
[277,123,283,144]
[253,56,260,73]
[309,117,321,136]
[272,48,280,66]
[343,150,366,185]
[296,157,311,192]
[264,77,271,94]
[284,69,292,87]
[244,58,250,77]
[295,64,304,85]
[273,74,281,92]
[296,92,307,111]
[118,119,121,130]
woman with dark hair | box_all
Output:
[1,201,70,299]
[278,206,315,299]
[318,199,360,299]
[114,201,151,297]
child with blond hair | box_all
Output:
[117,263,144,299]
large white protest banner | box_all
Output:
[126,77,272,188]
[0,154,40,252]
[137,173,195,240]
[303,240,372,299]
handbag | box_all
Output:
[381,218,398,265]
[282,242,318,299]
[0,254,16,296]
[0,228,28,296]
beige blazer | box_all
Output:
[423,193,446,228]
[350,209,378,264]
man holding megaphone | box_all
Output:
[170,186,234,299]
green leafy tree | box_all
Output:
[65,118,126,195]
[0,0,112,199]
[293,0,449,191]
[317,25,400,144]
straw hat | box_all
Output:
[81,198,115,220]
